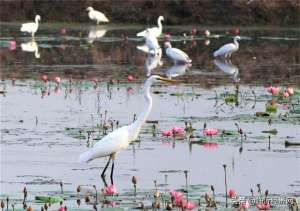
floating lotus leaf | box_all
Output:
[35,195,63,203]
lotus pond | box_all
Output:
[0,23,300,210]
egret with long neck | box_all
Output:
[79,75,176,185]
[20,15,41,37]
[137,16,164,38]
[213,36,241,58]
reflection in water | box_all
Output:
[214,59,239,83]
[21,40,40,58]
[165,63,190,78]
[144,48,163,76]
[88,26,107,43]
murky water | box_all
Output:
[1,23,300,210]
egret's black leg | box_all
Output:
[101,175,108,187]
[110,161,115,185]
[101,156,111,179]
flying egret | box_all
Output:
[164,42,192,64]
[137,16,164,38]
[86,7,109,25]
[79,75,176,185]
[21,40,40,58]
[214,59,239,83]
[20,15,41,37]
[213,36,241,58]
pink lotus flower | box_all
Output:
[181,199,197,210]
[203,142,218,150]
[203,128,218,136]
[231,27,240,35]
[175,196,183,206]
[162,127,184,137]
[55,86,61,94]
[228,189,237,198]
[42,75,48,82]
[283,91,290,98]
[58,206,65,211]
[204,29,210,37]
[281,104,289,109]
[54,76,61,84]
[172,127,184,136]
[170,190,183,199]
[287,87,294,95]
[127,87,134,93]
[204,39,210,46]
[127,74,134,81]
[240,200,250,209]
[105,184,117,195]
[191,27,197,36]
[266,86,280,95]
[60,27,67,35]
[162,129,173,137]
[256,202,271,210]
[9,40,16,51]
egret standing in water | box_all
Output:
[79,75,176,185]
[213,36,241,58]
[137,30,161,55]
[137,16,164,38]
[165,42,192,64]
[20,15,41,38]
[86,7,109,25]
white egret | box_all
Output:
[214,59,239,82]
[137,16,164,38]
[79,75,176,184]
[145,48,163,76]
[137,30,160,55]
[88,26,107,43]
[166,63,191,79]
[86,7,109,25]
[20,15,41,37]
[164,42,192,64]
[21,40,40,58]
[213,36,241,58]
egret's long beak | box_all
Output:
[158,77,177,84]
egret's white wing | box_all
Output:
[137,27,159,37]
[213,43,236,57]
[137,44,150,53]
[79,126,130,163]
[20,22,36,32]
[94,10,109,22]
[166,48,191,62]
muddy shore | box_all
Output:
[0,0,299,25]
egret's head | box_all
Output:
[35,15,41,22]
[234,36,241,41]
[147,75,177,84]
[158,16,164,22]
[86,7,93,11]
[164,42,172,49]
